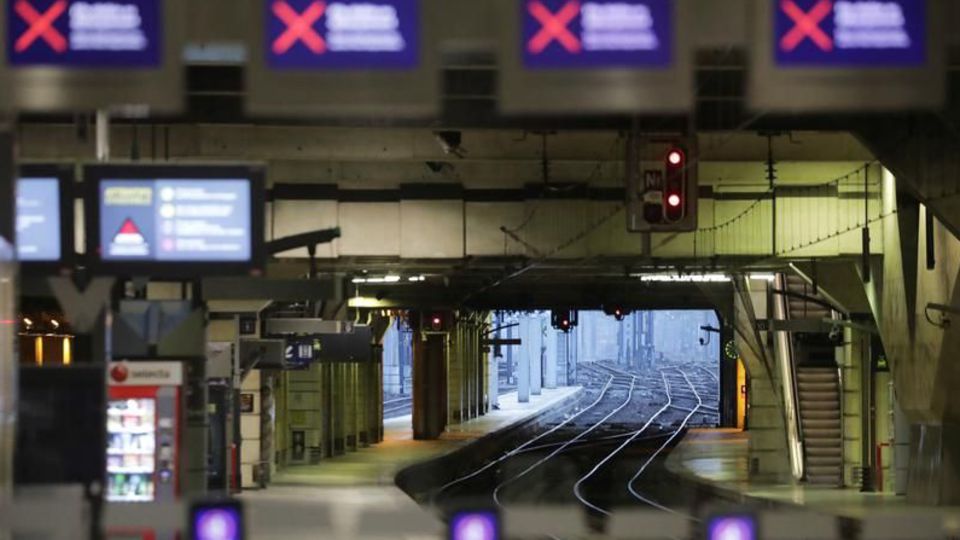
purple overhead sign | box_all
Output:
[7,0,161,68]
[521,0,673,69]
[774,0,926,67]
[265,0,419,70]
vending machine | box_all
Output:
[107,361,183,503]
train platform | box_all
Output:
[666,429,960,523]
[266,385,582,487]
[240,387,582,537]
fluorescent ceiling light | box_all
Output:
[749,273,776,282]
[635,273,731,283]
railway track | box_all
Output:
[383,396,413,419]
[431,359,719,527]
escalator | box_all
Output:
[782,274,844,486]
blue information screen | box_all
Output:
[16,177,62,262]
[521,0,673,69]
[99,179,252,263]
[265,0,419,70]
[774,0,925,67]
[7,0,161,68]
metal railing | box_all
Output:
[773,274,805,481]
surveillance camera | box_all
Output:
[829,325,841,343]
[434,130,465,158]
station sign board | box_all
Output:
[85,164,266,278]
[265,0,419,70]
[247,0,438,118]
[522,0,673,69]
[16,165,74,273]
[0,0,183,113]
[750,0,944,112]
[499,0,692,115]
[8,0,161,67]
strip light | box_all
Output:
[635,273,731,283]
[352,274,402,284]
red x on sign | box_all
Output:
[527,0,581,55]
[14,0,68,54]
[272,0,327,55]
[780,0,833,52]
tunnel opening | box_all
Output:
[381,317,414,422]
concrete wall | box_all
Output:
[840,327,864,488]
[266,190,882,261]
[863,169,960,504]
[735,278,792,483]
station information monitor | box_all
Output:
[85,165,265,277]
[16,165,74,272]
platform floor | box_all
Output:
[268,386,582,487]
[241,386,582,539]
[667,429,960,523]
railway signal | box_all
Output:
[626,136,698,232]
[664,146,686,223]
[603,305,631,321]
[551,309,578,333]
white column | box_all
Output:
[529,315,543,396]
[517,318,530,403]
[544,327,558,389]
[488,352,499,409]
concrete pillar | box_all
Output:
[287,364,323,464]
[332,363,345,455]
[356,362,366,447]
[321,362,333,458]
[345,363,358,451]
[735,278,792,483]
[375,355,384,442]
[456,322,477,421]
[447,323,463,424]
[530,316,543,396]
[517,317,531,403]
[475,321,486,416]
[413,327,447,440]
[544,327,558,389]
[489,346,500,409]
[506,324,515,388]
[841,326,864,488]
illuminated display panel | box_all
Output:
[86,165,265,277]
[773,0,925,67]
[521,0,673,69]
[16,177,62,262]
[265,0,419,70]
[7,0,161,68]
[98,179,252,263]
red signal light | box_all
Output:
[667,149,684,166]
[667,194,682,208]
